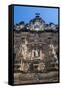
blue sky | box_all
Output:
[14,6,58,25]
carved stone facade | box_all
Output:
[14,31,58,73]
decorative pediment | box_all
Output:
[14,13,58,32]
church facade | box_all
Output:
[13,14,59,84]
